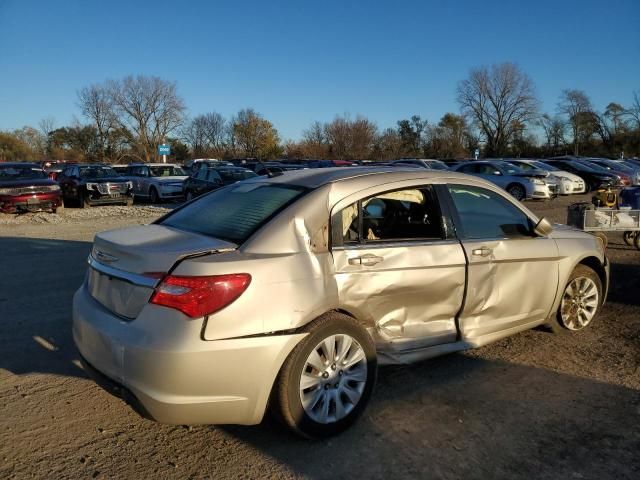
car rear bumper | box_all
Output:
[72,283,305,425]
[0,192,62,213]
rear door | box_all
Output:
[444,183,559,340]
[331,182,466,351]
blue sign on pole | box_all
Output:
[158,144,171,155]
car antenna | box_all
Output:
[255,157,281,178]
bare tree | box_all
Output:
[457,62,539,156]
[374,127,403,160]
[324,116,351,159]
[537,114,566,154]
[323,114,377,160]
[38,117,56,137]
[182,116,208,156]
[349,116,378,159]
[77,85,116,161]
[300,121,328,158]
[557,89,593,156]
[183,112,227,157]
[624,91,640,129]
[107,75,186,162]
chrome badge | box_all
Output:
[95,250,118,263]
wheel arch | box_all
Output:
[578,255,608,297]
[505,181,526,193]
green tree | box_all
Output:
[232,108,281,159]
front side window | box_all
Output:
[332,186,445,246]
[447,185,532,239]
[150,166,185,177]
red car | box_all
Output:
[0,163,63,213]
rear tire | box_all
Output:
[634,233,640,251]
[271,312,377,438]
[550,265,603,333]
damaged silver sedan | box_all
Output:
[73,167,609,438]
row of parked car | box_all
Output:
[2,156,639,213]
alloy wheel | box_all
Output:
[508,184,526,201]
[560,276,599,330]
[298,334,367,424]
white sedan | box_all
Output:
[507,159,586,195]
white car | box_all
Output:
[125,163,188,203]
[507,159,586,195]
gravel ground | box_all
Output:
[0,194,638,479]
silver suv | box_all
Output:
[73,167,608,437]
[125,163,188,203]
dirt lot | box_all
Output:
[0,194,638,480]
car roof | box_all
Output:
[241,166,471,189]
[0,162,41,168]
[129,163,182,167]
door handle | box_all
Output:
[472,246,493,257]
[348,254,384,266]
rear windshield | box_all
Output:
[0,165,46,180]
[160,183,307,243]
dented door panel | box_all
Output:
[458,237,560,340]
[333,241,466,349]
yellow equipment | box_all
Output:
[592,188,618,208]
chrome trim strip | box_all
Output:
[333,239,459,251]
[87,255,159,288]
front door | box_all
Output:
[445,183,560,340]
[331,184,466,351]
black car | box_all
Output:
[183,166,258,200]
[544,159,619,191]
[57,164,133,208]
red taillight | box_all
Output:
[150,274,251,318]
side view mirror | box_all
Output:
[534,217,553,236]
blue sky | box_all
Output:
[1,0,638,140]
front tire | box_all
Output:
[149,187,160,204]
[271,312,377,438]
[507,183,526,201]
[552,265,603,332]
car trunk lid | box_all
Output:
[88,224,237,319]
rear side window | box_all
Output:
[447,185,532,239]
[160,183,306,243]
